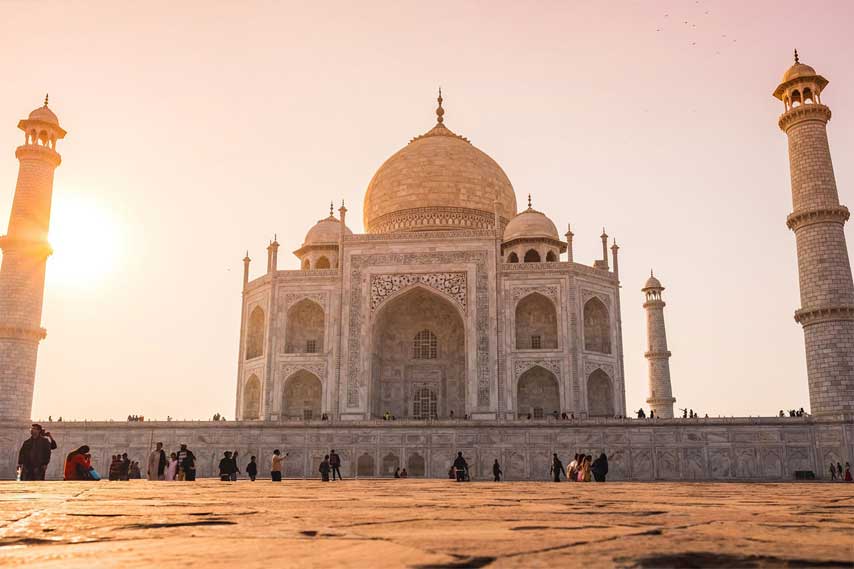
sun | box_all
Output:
[47,191,123,288]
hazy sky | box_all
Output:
[1,1,852,421]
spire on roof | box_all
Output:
[794,48,799,64]
[436,87,444,124]
[527,194,532,209]
[44,93,49,107]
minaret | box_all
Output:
[643,271,675,418]
[0,96,66,421]
[774,52,854,415]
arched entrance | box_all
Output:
[516,366,560,418]
[515,292,558,350]
[242,375,261,420]
[371,287,465,419]
[587,369,614,417]
[281,370,322,420]
[407,452,426,477]
[285,299,325,354]
[357,453,375,477]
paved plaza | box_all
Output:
[0,480,851,568]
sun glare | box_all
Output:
[47,191,122,288]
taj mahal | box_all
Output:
[0,55,852,480]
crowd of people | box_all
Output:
[15,423,854,483]
[780,408,808,417]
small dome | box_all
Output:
[503,204,559,242]
[28,105,59,125]
[781,62,817,83]
[304,215,351,245]
[643,273,663,290]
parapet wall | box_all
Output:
[1,417,851,481]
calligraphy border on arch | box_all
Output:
[347,251,489,409]
[370,272,467,315]
[513,358,562,379]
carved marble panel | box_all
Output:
[513,359,561,379]
[370,272,467,314]
[708,448,732,479]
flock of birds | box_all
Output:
[655,1,738,55]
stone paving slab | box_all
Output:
[0,480,851,568]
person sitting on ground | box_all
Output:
[246,456,258,481]
[319,455,331,481]
[453,452,468,482]
[63,445,92,481]
[591,453,609,482]
[400,468,408,478]
[219,451,238,481]
[394,467,401,478]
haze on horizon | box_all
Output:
[1,0,852,421]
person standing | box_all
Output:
[393,467,401,478]
[837,462,844,481]
[219,451,237,481]
[17,424,57,481]
[830,463,838,481]
[246,456,258,481]
[271,449,285,482]
[844,462,852,482]
[119,453,131,481]
[319,455,331,481]
[129,461,142,479]
[147,442,167,481]
[492,459,502,482]
[329,449,342,481]
[176,444,196,481]
[550,453,565,482]
[165,452,179,481]
[579,455,593,482]
[591,453,609,482]
[452,452,468,482]
[230,451,240,481]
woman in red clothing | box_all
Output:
[64,445,92,480]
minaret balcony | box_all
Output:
[778,103,831,131]
[786,205,849,231]
[794,305,854,326]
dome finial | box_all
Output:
[794,48,799,64]
[436,87,444,124]
[44,93,49,107]
[329,201,334,217]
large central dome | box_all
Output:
[363,95,517,233]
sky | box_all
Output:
[1,0,852,421]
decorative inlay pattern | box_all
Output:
[582,289,611,308]
[510,286,558,304]
[513,359,562,379]
[347,251,490,408]
[283,292,327,310]
[280,362,327,382]
[368,207,500,235]
[370,272,467,314]
[584,360,615,379]
[346,229,497,242]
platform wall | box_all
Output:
[1,417,851,481]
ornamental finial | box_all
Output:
[330,201,334,217]
[794,48,799,64]
[527,194,532,209]
[436,87,444,124]
[44,93,49,107]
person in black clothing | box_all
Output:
[591,453,609,482]
[17,424,57,481]
[176,444,196,481]
[329,449,342,480]
[319,455,331,481]
[551,453,565,482]
[492,459,502,482]
[452,452,468,482]
[393,467,401,478]
[219,451,238,481]
[246,456,258,481]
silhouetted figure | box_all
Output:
[394,467,401,478]
[591,453,609,482]
[119,453,131,480]
[493,459,502,482]
[330,449,342,480]
[550,453,565,482]
[176,444,196,481]
[246,456,258,481]
[17,424,57,481]
[453,452,468,482]
[319,455,331,481]
[637,408,646,419]
[650,410,655,419]
[837,462,843,480]
[844,462,852,482]
[219,451,238,481]
[400,468,408,478]
[830,463,838,480]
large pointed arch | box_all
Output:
[515,292,558,350]
[281,370,322,420]
[245,306,265,360]
[242,374,261,420]
[587,368,614,417]
[285,298,325,353]
[583,297,611,353]
[516,365,560,419]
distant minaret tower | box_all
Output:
[0,96,66,421]
[774,52,854,415]
[643,271,675,418]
